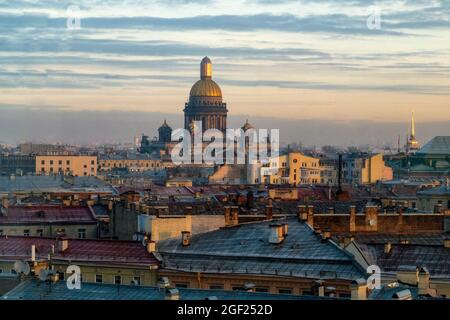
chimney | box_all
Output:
[181,231,191,247]
[297,205,307,221]
[307,205,314,227]
[364,205,378,231]
[269,224,284,244]
[2,198,9,209]
[384,241,392,254]
[444,239,450,248]
[312,280,325,297]
[434,204,443,214]
[184,206,193,216]
[57,237,69,253]
[165,288,180,300]
[157,277,170,290]
[349,205,356,232]
[266,205,273,220]
[231,206,239,225]
[244,282,255,293]
[282,223,288,237]
[396,266,419,286]
[146,241,156,253]
[31,244,36,262]
[321,230,331,241]
[351,279,367,300]
[418,267,430,296]
[325,286,336,298]
[340,235,354,248]
[224,206,231,226]
[107,200,113,211]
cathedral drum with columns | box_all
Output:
[184,57,228,133]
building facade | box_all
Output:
[99,155,162,173]
[36,155,97,176]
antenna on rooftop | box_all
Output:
[13,260,31,276]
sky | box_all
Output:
[0,0,449,145]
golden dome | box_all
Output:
[190,79,222,97]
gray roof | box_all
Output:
[158,217,366,280]
[0,175,116,194]
[417,136,450,155]
[2,279,339,300]
[352,233,450,277]
[417,184,450,196]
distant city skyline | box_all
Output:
[0,0,449,143]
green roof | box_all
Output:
[417,136,450,155]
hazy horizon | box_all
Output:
[0,105,448,148]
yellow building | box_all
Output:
[36,155,97,177]
[263,153,321,186]
[344,153,393,185]
[99,156,162,173]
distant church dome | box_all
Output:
[189,57,223,98]
[241,119,254,132]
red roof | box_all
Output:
[0,236,159,267]
[0,205,97,224]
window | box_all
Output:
[83,164,87,168]
[174,283,188,288]
[50,160,53,165]
[58,160,62,165]
[278,288,293,294]
[132,276,141,286]
[255,287,269,293]
[11,269,17,274]
[209,284,224,290]
[91,160,95,165]
[66,160,70,165]
[232,286,245,291]
[0,230,3,236]
[95,275,103,283]
[0,269,3,273]
[78,228,86,239]
[36,229,43,237]
[23,229,30,236]
[41,168,45,172]
[41,160,45,165]
[114,275,122,285]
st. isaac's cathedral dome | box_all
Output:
[189,57,223,98]
[184,57,228,132]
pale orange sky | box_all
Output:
[0,0,449,123]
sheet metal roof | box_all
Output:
[158,217,366,280]
[0,175,115,194]
[0,205,97,225]
[2,279,341,300]
[351,233,450,277]
[417,136,450,155]
[0,236,159,267]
